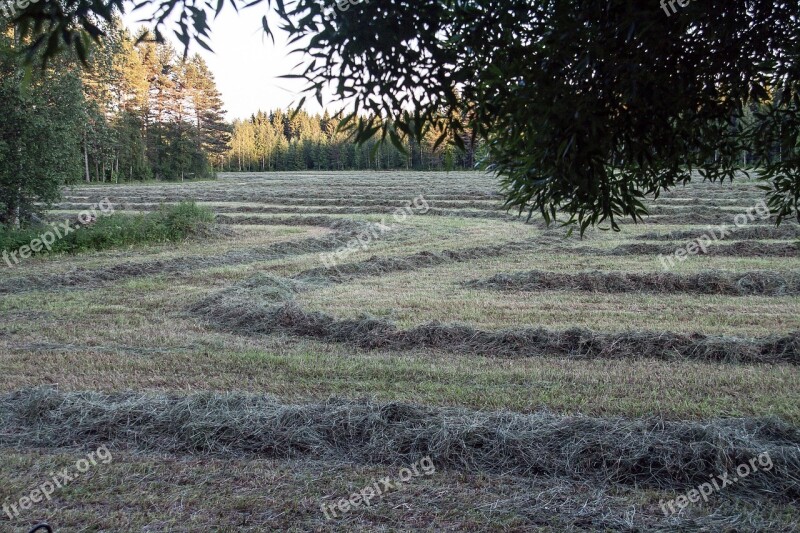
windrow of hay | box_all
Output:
[2,388,798,499]
[652,197,772,206]
[212,214,368,232]
[631,212,776,225]
[293,239,567,284]
[64,191,504,206]
[645,206,754,216]
[215,205,515,220]
[58,198,502,209]
[59,202,519,220]
[463,270,800,296]
[636,225,800,241]
[610,242,799,257]
[0,219,377,294]
[189,274,800,364]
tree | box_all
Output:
[15,0,800,227]
[185,54,230,169]
[0,34,84,227]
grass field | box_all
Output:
[1,171,799,532]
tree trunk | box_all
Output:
[84,137,91,183]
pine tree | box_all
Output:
[185,54,230,169]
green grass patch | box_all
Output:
[0,202,214,258]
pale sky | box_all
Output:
[122,6,336,121]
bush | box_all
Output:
[0,202,215,259]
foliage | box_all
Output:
[270,0,800,230]
[80,22,228,182]
[0,202,215,256]
[0,34,84,228]
[8,1,800,229]
[225,108,480,171]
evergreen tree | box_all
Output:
[0,34,84,227]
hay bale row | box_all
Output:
[189,275,800,364]
[2,388,798,499]
[463,270,800,296]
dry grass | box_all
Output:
[293,264,800,335]
[3,449,797,532]
[3,171,799,531]
[464,270,800,296]
[3,388,799,500]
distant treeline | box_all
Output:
[0,22,229,227]
[80,22,229,183]
[223,110,484,172]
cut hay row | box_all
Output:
[189,274,800,364]
[646,205,760,215]
[0,218,378,294]
[2,388,798,500]
[463,270,800,296]
[63,192,504,204]
[57,198,503,209]
[53,202,518,220]
[635,213,779,225]
[636,225,800,241]
[652,197,773,205]
[293,239,564,284]
[610,242,799,257]
[214,214,367,227]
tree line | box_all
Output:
[223,110,483,172]
[81,22,229,182]
[1,21,229,226]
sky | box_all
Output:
[122,7,334,121]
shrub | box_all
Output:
[0,202,215,259]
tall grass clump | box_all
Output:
[0,202,214,257]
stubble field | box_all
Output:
[1,171,799,532]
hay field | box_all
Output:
[1,171,799,531]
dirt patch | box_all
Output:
[464,270,800,296]
[3,388,798,500]
[189,274,800,364]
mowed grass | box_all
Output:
[4,449,797,532]
[2,341,799,423]
[294,257,800,335]
[2,172,799,531]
